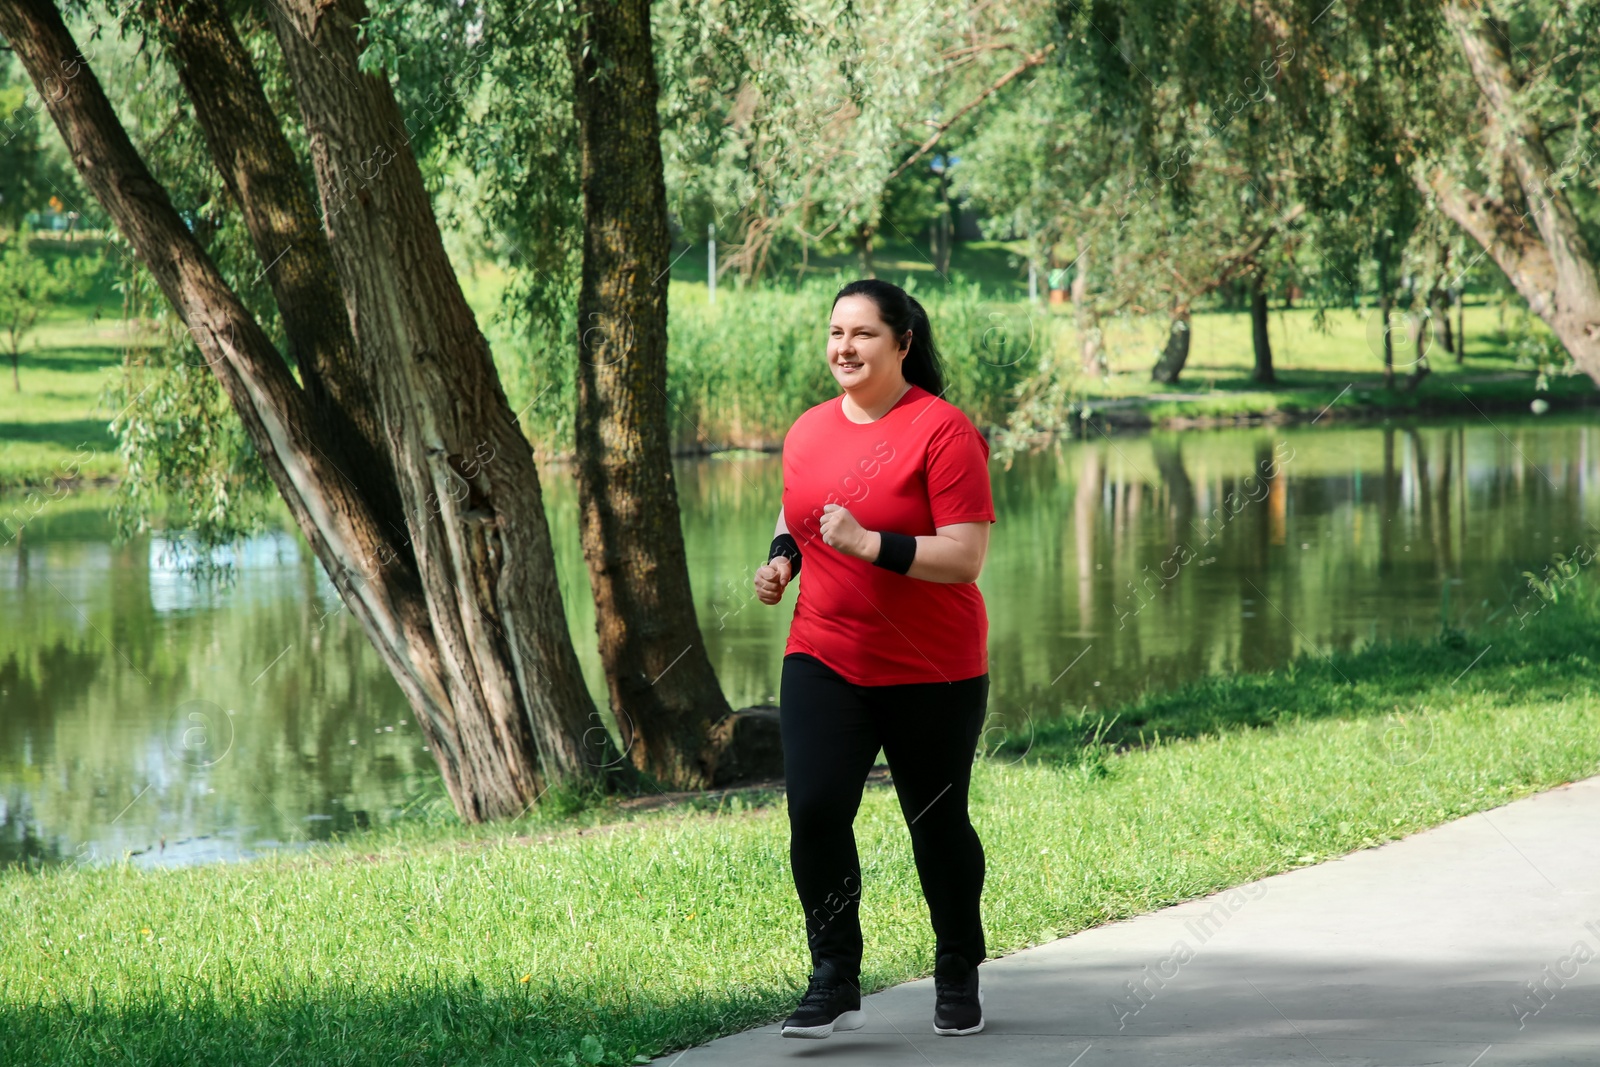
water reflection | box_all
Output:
[2,415,1596,867]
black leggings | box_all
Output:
[779,651,989,982]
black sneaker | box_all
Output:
[933,953,985,1035]
[781,960,865,1039]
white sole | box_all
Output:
[933,988,985,1036]
[782,1008,865,1039]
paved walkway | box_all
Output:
[654,775,1600,1066]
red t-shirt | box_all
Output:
[781,383,995,685]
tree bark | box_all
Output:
[1424,2,1600,385]
[264,0,621,813]
[568,0,736,788]
[1150,304,1191,384]
[1158,205,1301,386]
[0,0,453,792]
[1250,271,1275,384]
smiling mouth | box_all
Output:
[838,361,863,372]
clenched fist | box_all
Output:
[820,503,877,560]
[754,554,794,604]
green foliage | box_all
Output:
[12,0,1600,548]
[0,81,48,232]
[103,269,277,568]
[1500,297,1581,387]
[1,54,92,232]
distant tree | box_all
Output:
[0,228,90,391]
[647,0,1051,283]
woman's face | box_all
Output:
[828,294,908,393]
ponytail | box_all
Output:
[833,278,946,398]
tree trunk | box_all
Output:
[1424,2,1600,385]
[1250,271,1275,384]
[934,167,952,276]
[1430,286,1455,354]
[0,0,620,822]
[1456,288,1466,362]
[1404,303,1432,393]
[1159,206,1301,386]
[569,0,736,789]
[152,0,406,544]
[266,0,620,814]
[1150,304,1191,384]
[1072,245,1105,374]
[855,222,876,278]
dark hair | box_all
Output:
[832,278,945,398]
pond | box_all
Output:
[2,414,1596,868]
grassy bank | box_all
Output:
[4,241,1594,490]
[4,570,1598,1066]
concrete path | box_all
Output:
[654,775,1600,1067]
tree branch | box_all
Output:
[884,43,1056,185]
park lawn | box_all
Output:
[0,316,139,489]
[3,577,1597,1067]
[944,293,1591,425]
[0,237,131,488]
[1065,302,1597,422]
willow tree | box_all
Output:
[1418,1,1600,385]
[0,0,623,821]
[644,0,1052,282]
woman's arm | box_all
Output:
[754,508,795,605]
[819,504,989,584]
[905,522,989,584]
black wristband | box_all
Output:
[872,531,916,575]
[769,533,801,577]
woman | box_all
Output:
[754,278,996,1040]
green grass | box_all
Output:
[4,572,1598,1066]
[0,316,135,489]
[0,237,126,488]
